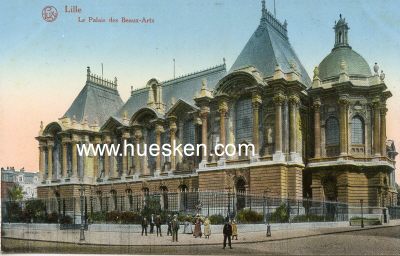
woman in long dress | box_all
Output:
[193,215,202,238]
[231,219,238,240]
[203,217,211,239]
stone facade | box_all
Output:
[36,4,397,207]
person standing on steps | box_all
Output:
[222,219,233,249]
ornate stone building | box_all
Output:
[36,3,397,207]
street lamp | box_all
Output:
[360,199,364,228]
[264,189,272,237]
[227,187,231,219]
[80,183,85,242]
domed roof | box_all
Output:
[317,15,372,81]
[318,47,372,80]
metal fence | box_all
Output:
[2,191,398,226]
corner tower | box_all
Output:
[306,15,397,208]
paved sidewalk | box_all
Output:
[2,220,400,246]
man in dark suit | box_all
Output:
[155,214,162,237]
[141,216,148,236]
[172,215,180,242]
[167,214,172,236]
[222,219,233,249]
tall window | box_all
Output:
[351,116,364,144]
[325,117,339,145]
[110,190,117,211]
[235,98,253,143]
[183,119,195,145]
[147,129,156,172]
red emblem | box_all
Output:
[42,6,58,22]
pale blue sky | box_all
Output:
[0,0,400,182]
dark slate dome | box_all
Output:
[318,14,372,81]
[318,47,372,80]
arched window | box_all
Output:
[351,116,364,144]
[96,191,103,211]
[126,189,133,210]
[160,186,168,210]
[179,185,188,211]
[325,117,339,145]
[236,178,246,211]
[235,97,253,143]
[110,190,117,211]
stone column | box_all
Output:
[155,123,164,175]
[169,117,177,171]
[380,106,387,157]
[289,95,301,162]
[373,101,381,156]
[71,140,78,178]
[93,137,101,179]
[47,142,54,182]
[338,96,349,156]
[273,94,285,154]
[61,141,68,178]
[39,144,46,182]
[122,131,130,178]
[289,95,300,154]
[134,128,142,177]
[252,92,262,156]
[313,99,322,158]
[103,136,111,179]
[218,100,228,147]
[200,111,209,162]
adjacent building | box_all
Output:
[1,167,39,200]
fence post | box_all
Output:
[73,197,76,225]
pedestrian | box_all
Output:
[231,219,238,240]
[155,214,162,237]
[167,214,172,236]
[150,214,155,234]
[193,214,202,238]
[204,216,211,239]
[222,219,233,249]
[141,216,148,236]
[172,214,180,242]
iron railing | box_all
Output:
[2,191,396,225]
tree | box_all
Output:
[6,185,24,222]
[8,184,24,201]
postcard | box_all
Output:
[1,0,399,255]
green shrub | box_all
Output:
[209,214,225,224]
[89,211,106,223]
[120,211,141,224]
[237,209,264,223]
[60,215,73,224]
[46,212,59,223]
[106,211,121,223]
[270,203,289,223]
